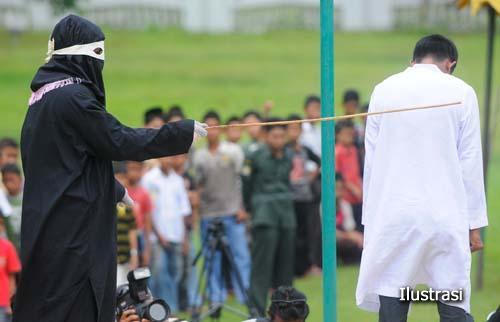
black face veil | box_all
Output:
[30,15,107,105]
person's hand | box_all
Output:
[236,209,249,223]
[470,228,484,252]
[193,121,208,141]
[129,254,139,271]
[159,236,170,249]
[345,182,362,199]
[262,100,274,116]
[119,308,150,322]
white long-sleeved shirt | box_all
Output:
[356,64,487,313]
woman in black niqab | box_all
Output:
[14,15,198,322]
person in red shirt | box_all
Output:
[0,215,21,322]
[125,161,153,266]
[335,120,363,232]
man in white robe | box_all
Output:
[356,34,488,322]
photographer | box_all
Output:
[243,287,309,322]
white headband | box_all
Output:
[45,38,105,63]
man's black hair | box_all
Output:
[335,119,354,135]
[164,105,185,123]
[1,163,21,177]
[263,118,287,133]
[0,138,19,151]
[226,115,241,125]
[412,34,458,66]
[343,89,360,104]
[304,95,320,109]
[243,110,262,121]
[268,286,309,321]
[288,114,302,122]
[143,106,164,125]
[203,110,221,123]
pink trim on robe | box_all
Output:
[28,77,82,106]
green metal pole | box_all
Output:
[320,1,336,322]
[476,4,496,291]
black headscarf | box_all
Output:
[30,15,106,105]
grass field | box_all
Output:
[0,29,499,322]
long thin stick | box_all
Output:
[207,101,462,129]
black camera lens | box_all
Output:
[144,299,170,322]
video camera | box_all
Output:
[206,218,225,237]
[116,267,171,322]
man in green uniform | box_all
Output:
[243,119,296,316]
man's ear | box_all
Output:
[449,61,457,74]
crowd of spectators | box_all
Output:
[0,89,368,320]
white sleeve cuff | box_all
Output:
[469,209,488,229]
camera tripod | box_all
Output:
[190,219,259,322]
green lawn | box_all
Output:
[0,29,499,322]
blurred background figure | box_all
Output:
[225,116,243,144]
[342,89,360,116]
[1,164,23,251]
[242,110,264,156]
[285,114,321,277]
[124,161,153,267]
[335,173,363,264]
[171,153,199,312]
[164,105,186,124]
[142,156,192,314]
[114,162,139,286]
[342,89,365,152]
[193,110,250,307]
[299,95,321,158]
[143,107,165,129]
[0,139,19,168]
[243,286,310,322]
[245,121,295,316]
[335,120,363,232]
[0,215,21,322]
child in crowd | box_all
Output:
[193,111,250,307]
[285,115,322,277]
[113,163,139,286]
[335,120,363,232]
[335,173,363,264]
[1,164,23,250]
[225,116,243,144]
[244,120,296,316]
[124,161,153,266]
[299,95,321,158]
[142,156,191,314]
[0,215,21,322]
